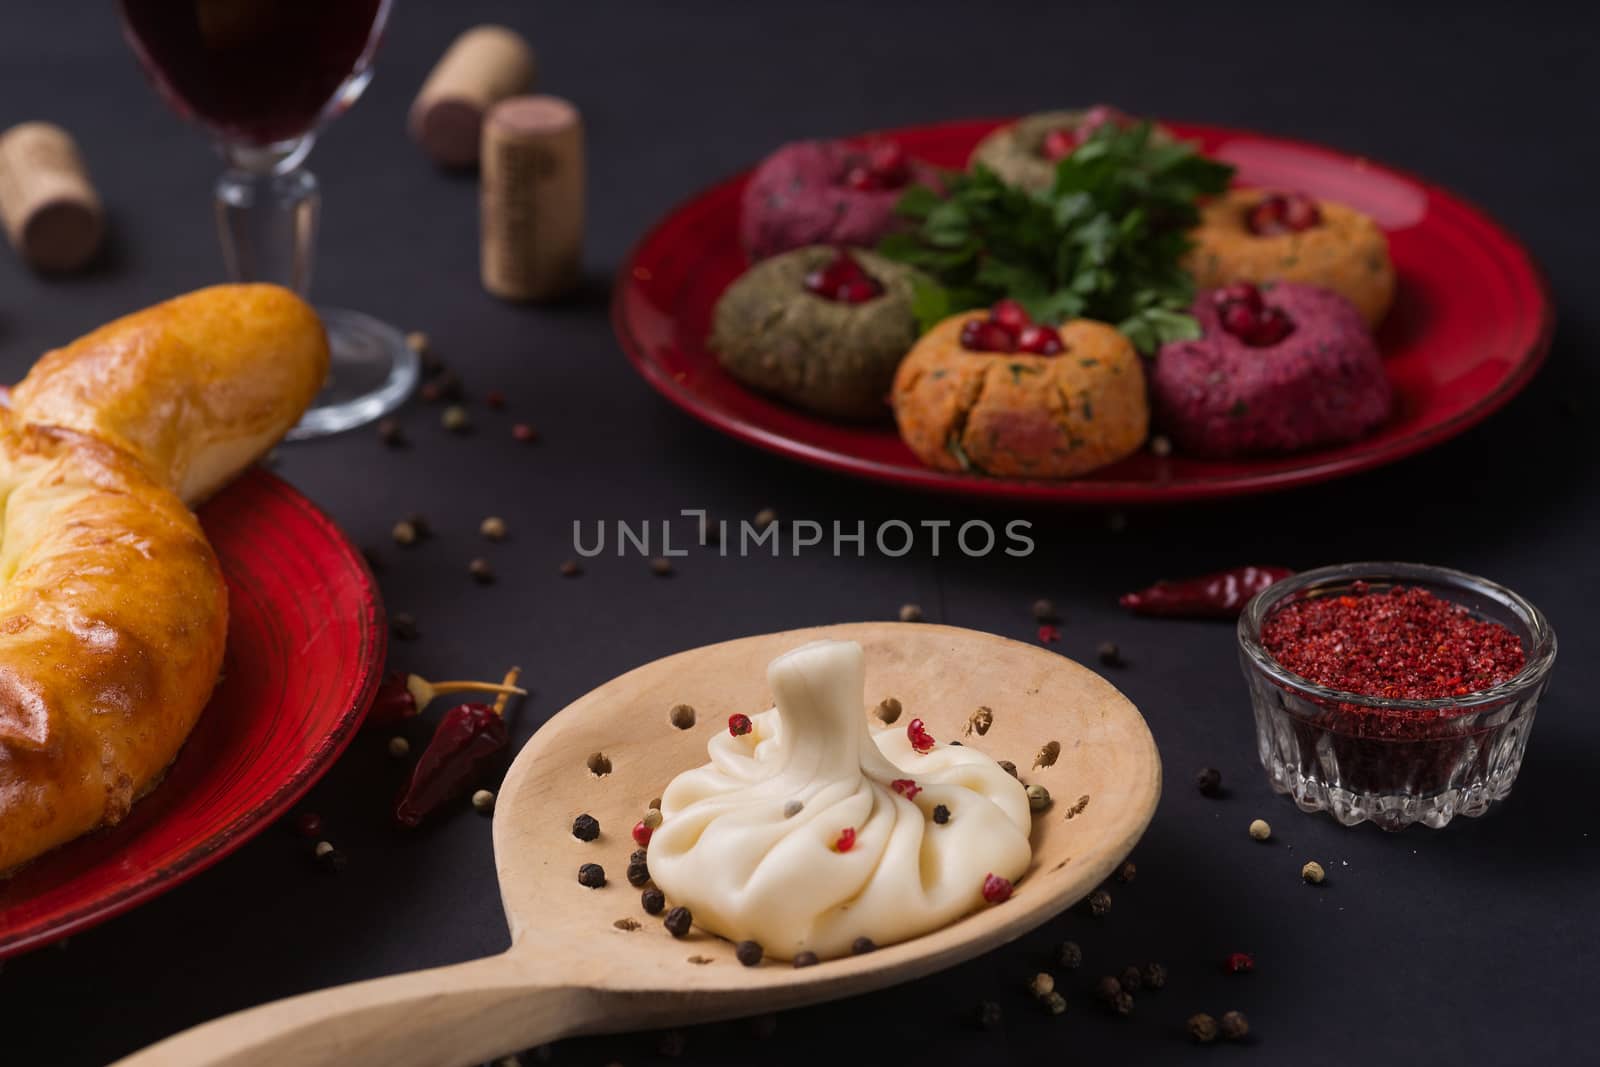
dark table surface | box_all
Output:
[2,1,1596,1064]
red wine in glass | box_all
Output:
[121,0,385,145]
[118,0,416,440]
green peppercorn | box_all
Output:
[1042,991,1067,1015]
[480,516,508,541]
[391,520,418,546]
[1220,1010,1249,1040]
[1027,972,1055,999]
[1249,818,1272,841]
[1026,784,1052,812]
[1187,1013,1218,1043]
[442,404,470,432]
[1302,860,1326,884]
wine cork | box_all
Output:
[481,95,584,303]
[0,122,104,272]
[410,25,536,168]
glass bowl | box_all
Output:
[1237,562,1556,831]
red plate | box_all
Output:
[613,118,1554,502]
[0,468,385,957]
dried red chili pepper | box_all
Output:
[394,667,522,827]
[367,670,526,727]
[1119,565,1294,619]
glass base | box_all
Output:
[287,306,419,440]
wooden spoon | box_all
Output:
[118,622,1161,1067]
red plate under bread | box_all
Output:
[0,468,385,957]
[613,118,1554,502]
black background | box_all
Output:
[1,1,1596,1064]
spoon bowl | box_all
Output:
[118,622,1161,1066]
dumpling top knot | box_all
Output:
[650,639,1033,960]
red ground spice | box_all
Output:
[1261,585,1524,701]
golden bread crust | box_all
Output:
[0,284,324,872]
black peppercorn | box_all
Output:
[630,848,647,865]
[571,813,600,841]
[1220,1010,1249,1040]
[1032,598,1058,622]
[932,804,951,825]
[1097,641,1124,667]
[664,906,693,938]
[735,940,764,967]
[1116,860,1137,883]
[1056,940,1083,970]
[1119,965,1143,993]
[1088,889,1112,916]
[577,863,605,888]
[1094,976,1122,1003]
[1112,991,1134,1017]
[1187,1013,1218,1043]
[851,936,876,955]
[1142,962,1168,990]
[1196,766,1223,796]
[469,557,495,584]
[390,612,419,640]
[626,861,651,888]
[641,888,666,915]
[377,418,405,447]
[559,559,581,577]
[792,951,819,968]
[975,1000,1003,1031]
[650,557,674,577]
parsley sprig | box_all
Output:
[878,121,1234,353]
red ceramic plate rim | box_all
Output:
[0,469,386,957]
[612,117,1555,504]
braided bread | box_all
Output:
[0,284,328,872]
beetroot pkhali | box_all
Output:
[739,139,939,260]
[1150,282,1390,457]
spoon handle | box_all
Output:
[112,952,597,1067]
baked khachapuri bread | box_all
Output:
[0,283,328,873]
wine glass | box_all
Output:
[119,0,417,439]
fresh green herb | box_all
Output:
[880,121,1234,353]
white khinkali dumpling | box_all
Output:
[649,639,1032,959]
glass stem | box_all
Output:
[214,136,319,294]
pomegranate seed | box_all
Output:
[834,827,857,853]
[485,389,507,410]
[632,820,653,847]
[804,250,884,304]
[959,319,1018,354]
[837,278,880,303]
[866,141,908,185]
[991,299,1030,332]
[293,812,323,838]
[1249,307,1295,346]
[1017,324,1064,355]
[844,166,877,191]
[890,778,922,800]
[1221,301,1260,338]
[1041,127,1078,161]
[1225,951,1255,974]
[728,713,753,737]
[1246,195,1288,236]
[1215,282,1263,311]
[1280,193,1322,231]
[981,873,1014,904]
[907,718,935,753]
[1038,623,1061,644]
[511,423,539,443]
